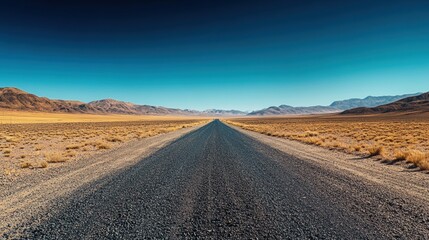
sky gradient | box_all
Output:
[1,0,429,111]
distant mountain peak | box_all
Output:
[0,87,30,94]
[343,92,429,115]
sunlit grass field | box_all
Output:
[0,109,202,124]
[226,114,429,170]
[0,111,208,175]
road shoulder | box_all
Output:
[227,123,429,203]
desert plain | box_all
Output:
[226,113,429,171]
[0,110,208,177]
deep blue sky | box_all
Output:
[1,0,429,111]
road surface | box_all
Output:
[20,120,429,239]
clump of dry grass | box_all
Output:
[304,131,319,137]
[65,151,77,158]
[20,161,32,169]
[40,161,48,168]
[45,152,66,163]
[351,145,362,152]
[96,141,111,150]
[5,136,17,143]
[368,145,385,157]
[104,136,123,142]
[394,150,408,161]
[65,144,81,150]
[405,150,429,170]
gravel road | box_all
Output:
[14,120,429,239]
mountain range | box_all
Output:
[342,92,429,114]
[0,87,247,116]
[248,105,338,116]
[248,93,421,116]
[0,87,424,116]
[329,93,420,110]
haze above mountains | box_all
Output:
[0,87,426,116]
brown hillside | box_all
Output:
[342,92,429,114]
[0,87,84,112]
[0,87,200,115]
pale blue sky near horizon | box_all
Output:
[1,0,429,111]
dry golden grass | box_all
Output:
[1,116,208,174]
[95,141,111,150]
[405,150,429,170]
[0,109,205,124]
[368,145,385,157]
[40,161,48,168]
[394,150,408,161]
[226,115,429,171]
[45,152,65,163]
[19,161,32,169]
[104,136,123,142]
[65,144,81,150]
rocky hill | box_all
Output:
[342,92,429,114]
[0,87,86,112]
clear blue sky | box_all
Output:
[1,0,429,111]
